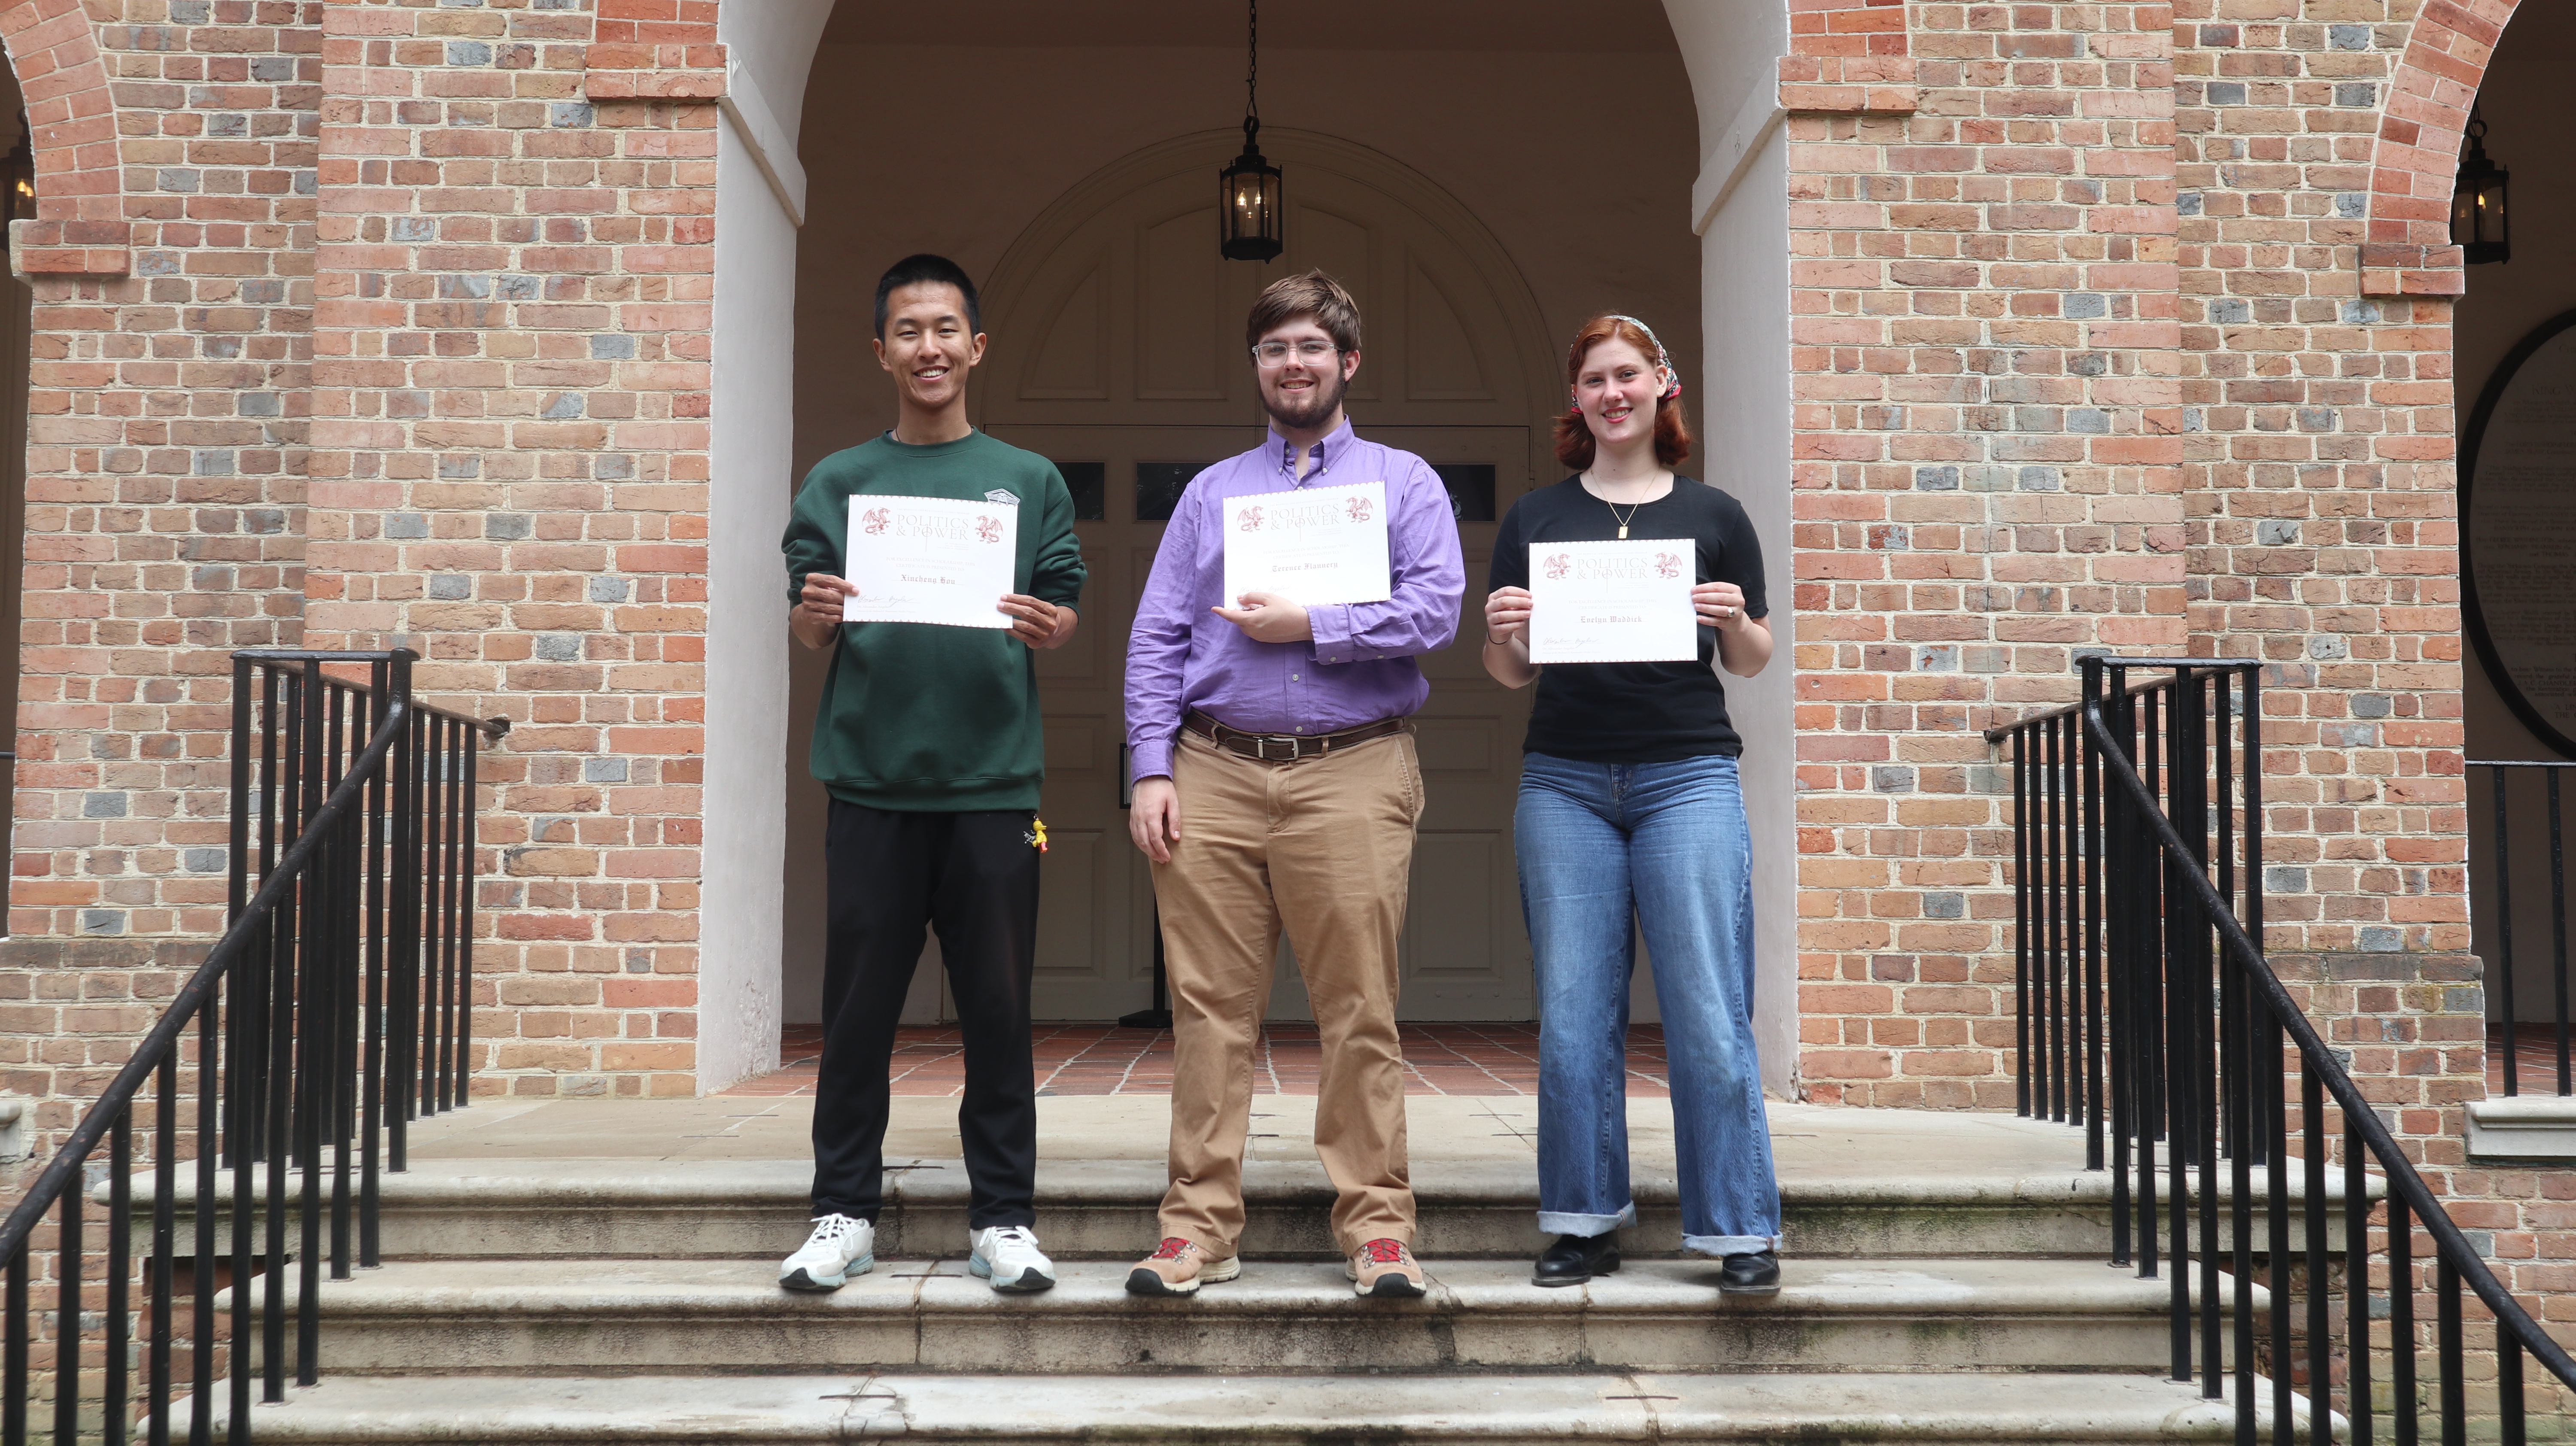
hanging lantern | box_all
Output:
[2452,105,2509,266]
[1218,0,1282,262]
[1220,120,1282,263]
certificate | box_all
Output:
[841,494,1017,629]
[1221,480,1391,607]
[1526,539,1697,664]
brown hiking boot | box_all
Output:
[1346,1237,1426,1298]
[1124,1236,1241,1297]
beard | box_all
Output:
[1263,367,1348,432]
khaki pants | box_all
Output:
[1150,726,1424,1256]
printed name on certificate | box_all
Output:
[1221,480,1392,608]
[842,494,1017,629]
[1525,539,1697,665]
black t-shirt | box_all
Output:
[1488,476,1768,762]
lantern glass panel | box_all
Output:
[2452,167,2509,264]
[1219,161,1282,261]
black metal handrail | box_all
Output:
[2470,759,2573,1097]
[0,650,504,1446]
[1997,656,2576,1443]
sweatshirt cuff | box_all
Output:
[1130,737,1174,783]
[1307,602,1358,665]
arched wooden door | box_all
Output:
[977,129,1558,1021]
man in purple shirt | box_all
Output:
[1122,271,1465,1300]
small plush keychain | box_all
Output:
[1029,817,1049,853]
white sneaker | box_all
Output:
[967,1225,1056,1293]
[779,1214,873,1292]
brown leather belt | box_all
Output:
[1185,709,1404,763]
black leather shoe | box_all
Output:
[1718,1249,1780,1296]
[1532,1232,1620,1287]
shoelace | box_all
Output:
[805,1217,859,1250]
[987,1227,1035,1249]
[1358,1239,1408,1266]
[1149,1236,1195,1261]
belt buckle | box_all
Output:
[1256,734,1299,762]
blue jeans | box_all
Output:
[1516,751,1781,1256]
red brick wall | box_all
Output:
[0,0,2528,1192]
[1788,0,2188,1109]
[3,0,323,1130]
[301,0,713,1097]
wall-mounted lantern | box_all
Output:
[2453,105,2510,265]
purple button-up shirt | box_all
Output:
[1125,420,1465,782]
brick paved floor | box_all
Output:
[723,1023,1673,1099]
[2491,1021,2576,1097]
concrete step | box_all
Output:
[238,1255,2251,1376]
[192,1370,2304,1444]
[145,1157,2130,1262]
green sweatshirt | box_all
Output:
[781,430,1087,812]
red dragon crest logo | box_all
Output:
[1654,552,1682,580]
[859,507,890,536]
[1542,553,1571,581]
[1346,495,1373,523]
[1238,506,1264,532]
[975,514,1003,544]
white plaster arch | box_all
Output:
[704,0,1798,1094]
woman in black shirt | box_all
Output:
[1482,315,1781,1295]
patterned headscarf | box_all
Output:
[1570,314,1683,402]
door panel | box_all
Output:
[975,137,1558,1022]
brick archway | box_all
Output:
[2360,0,2521,298]
[0,0,127,274]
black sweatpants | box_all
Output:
[811,798,1040,1228]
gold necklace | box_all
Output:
[1606,497,1641,539]
[1589,472,1659,538]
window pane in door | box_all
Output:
[1135,462,1210,522]
[1432,465,1496,522]
[1053,461,1106,521]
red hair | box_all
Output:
[1552,315,1693,471]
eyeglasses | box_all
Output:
[1252,340,1339,367]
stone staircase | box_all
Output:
[180,1096,2303,1443]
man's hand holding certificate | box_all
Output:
[841,494,1017,629]
[1221,480,1391,607]
[1525,539,1697,664]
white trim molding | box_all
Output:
[2465,1095,2576,1161]
[721,56,808,228]
[1691,72,1785,237]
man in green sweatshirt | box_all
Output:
[777,254,1086,1296]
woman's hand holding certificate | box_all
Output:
[1525,539,1698,664]
[841,495,1018,629]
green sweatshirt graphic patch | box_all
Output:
[781,431,1087,812]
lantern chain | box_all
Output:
[1245,0,1260,131]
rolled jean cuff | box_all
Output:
[1537,1203,1637,1236]
[1683,1233,1778,1257]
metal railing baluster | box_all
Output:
[1988,659,2576,1446]
[2494,768,2518,1097]
[2391,1194,2415,1446]
[148,1056,174,1446]
[2553,770,2569,1097]
[2303,1067,2328,1445]
[107,1112,129,1446]
[0,653,501,1444]
[50,1181,75,1446]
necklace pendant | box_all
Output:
[1617,525,1628,539]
